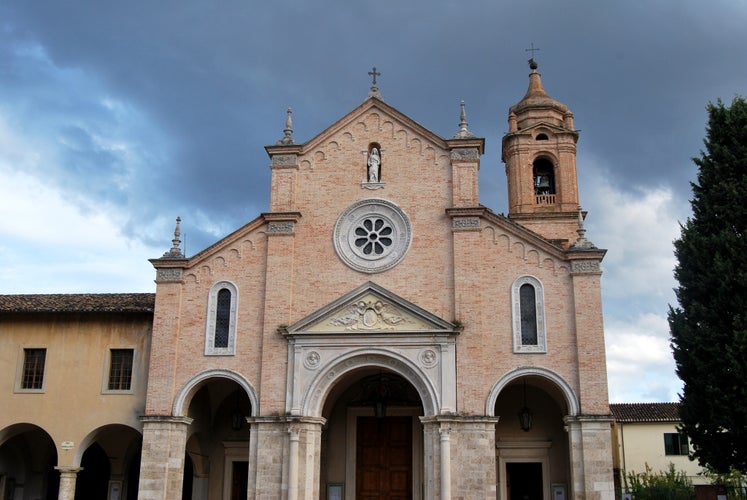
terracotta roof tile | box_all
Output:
[0,293,155,314]
[610,402,681,422]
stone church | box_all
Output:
[0,61,614,500]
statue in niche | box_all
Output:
[367,147,381,183]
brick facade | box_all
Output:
[136,65,615,499]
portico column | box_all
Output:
[439,428,452,500]
[55,466,82,500]
[288,427,300,500]
[565,415,615,500]
[138,415,193,500]
[422,415,500,499]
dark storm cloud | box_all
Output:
[3,0,746,401]
[2,0,746,251]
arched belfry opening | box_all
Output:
[533,157,556,202]
[320,368,425,500]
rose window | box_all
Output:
[355,218,393,255]
[334,199,412,273]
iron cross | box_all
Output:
[368,67,381,86]
[525,43,540,59]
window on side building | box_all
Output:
[107,349,134,391]
[19,348,46,391]
[664,432,689,455]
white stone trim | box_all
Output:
[333,199,412,273]
[299,348,442,417]
[204,280,238,355]
[496,440,552,500]
[511,275,547,353]
[173,369,259,417]
[485,366,579,417]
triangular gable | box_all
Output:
[510,120,570,135]
[287,97,450,154]
[284,281,455,335]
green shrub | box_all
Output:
[623,463,695,500]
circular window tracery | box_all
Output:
[355,217,393,255]
[334,199,412,273]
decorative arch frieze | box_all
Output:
[173,368,259,417]
[485,366,579,417]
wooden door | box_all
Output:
[506,462,543,500]
[356,417,412,500]
[231,461,248,500]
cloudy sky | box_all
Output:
[2,1,746,403]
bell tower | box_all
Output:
[502,58,581,247]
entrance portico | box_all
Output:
[274,281,502,499]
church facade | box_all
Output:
[0,63,615,500]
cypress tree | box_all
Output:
[669,96,747,473]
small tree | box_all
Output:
[669,96,747,473]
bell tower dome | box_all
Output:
[502,58,581,247]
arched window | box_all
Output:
[511,276,547,353]
[533,158,555,203]
[205,281,238,355]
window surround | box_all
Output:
[511,276,547,353]
[205,280,239,355]
[15,347,47,393]
[102,348,135,394]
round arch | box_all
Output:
[531,151,559,165]
[173,369,259,417]
[0,422,54,448]
[303,349,439,417]
[74,423,142,466]
[485,366,579,417]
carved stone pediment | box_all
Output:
[284,281,455,335]
[282,282,459,417]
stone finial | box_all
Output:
[162,216,185,258]
[570,210,597,250]
[453,100,475,139]
[276,107,295,145]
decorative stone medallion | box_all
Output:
[333,199,412,273]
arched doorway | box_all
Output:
[492,374,573,500]
[182,378,253,500]
[75,443,110,499]
[75,424,142,500]
[320,368,424,500]
[0,424,58,500]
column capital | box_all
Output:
[140,415,194,425]
[55,466,83,474]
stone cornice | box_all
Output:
[444,137,485,155]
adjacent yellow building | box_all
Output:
[610,403,708,491]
